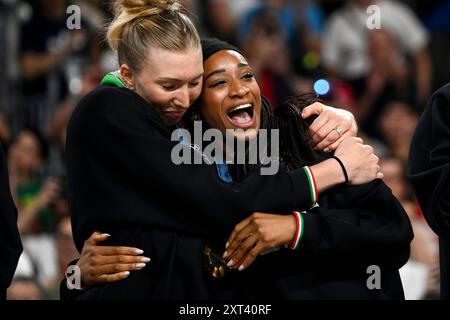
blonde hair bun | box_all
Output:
[108,0,183,51]
[107,0,199,72]
[121,0,181,15]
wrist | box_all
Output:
[289,211,304,250]
[309,158,345,193]
[302,166,318,208]
[65,260,88,290]
[76,262,90,289]
[331,155,349,184]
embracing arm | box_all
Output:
[225,179,413,271]
[67,87,337,250]
[297,180,413,268]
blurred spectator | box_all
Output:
[204,0,260,44]
[321,0,432,108]
[33,216,79,299]
[7,276,47,300]
[7,129,61,292]
[19,0,88,134]
[7,129,60,234]
[357,29,410,127]
[49,63,103,151]
[239,0,325,77]
[72,0,113,64]
[381,157,413,201]
[0,112,11,146]
[72,0,109,33]
[56,217,78,281]
[381,157,440,299]
[378,101,419,163]
[238,6,296,106]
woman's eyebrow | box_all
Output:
[205,63,249,81]
[156,72,204,82]
[204,69,225,81]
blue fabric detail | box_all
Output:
[216,163,233,184]
[175,124,187,145]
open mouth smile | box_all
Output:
[226,103,256,129]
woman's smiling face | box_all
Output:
[200,50,262,140]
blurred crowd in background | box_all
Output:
[1,0,449,300]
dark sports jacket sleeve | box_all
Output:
[66,86,314,251]
[408,83,450,236]
[407,83,450,298]
[0,143,22,298]
[299,179,413,269]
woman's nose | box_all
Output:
[175,87,190,109]
[230,81,250,98]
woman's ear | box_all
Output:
[120,64,135,90]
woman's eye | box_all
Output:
[209,80,226,88]
[243,72,254,80]
[162,84,176,91]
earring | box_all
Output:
[126,82,135,91]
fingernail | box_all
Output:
[227,259,233,267]
[238,265,245,271]
[135,249,144,255]
[223,251,228,258]
[135,263,146,269]
[123,271,130,277]
[323,148,330,152]
[102,233,111,237]
[139,257,151,263]
[225,242,229,249]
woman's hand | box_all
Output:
[76,232,151,287]
[334,137,383,184]
[223,213,296,271]
[35,178,61,209]
[302,103,357,152]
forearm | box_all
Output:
[17,201,43,234]
[295,184,413,269]
[298,207,412,269]
[308,158,345,194]
[21,52,63,79]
